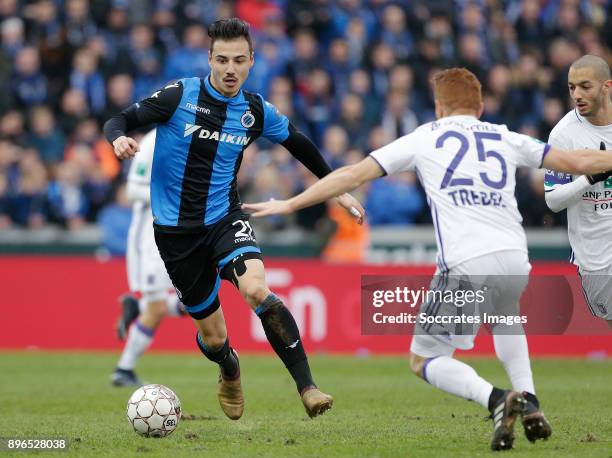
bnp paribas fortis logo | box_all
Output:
[604,177,612,188]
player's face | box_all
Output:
[568,67,608,118]
[209,38,254,97]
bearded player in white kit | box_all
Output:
[111,129,185,386]
[545,55,612,328]
[243,68,612,451]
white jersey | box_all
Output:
[126,130,173,295]
[127,130,155,203]
[370,115,549,272]
[545,109,612,271]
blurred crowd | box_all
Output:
[1,0,611,240]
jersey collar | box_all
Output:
[445,114,478,121]
[575,109,612,130]
[204,75,244,103]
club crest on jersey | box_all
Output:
[240,110,255,128]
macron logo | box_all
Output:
[183,123,250,145]
[185,102,211,114]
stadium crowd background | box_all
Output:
[1,0,611,252]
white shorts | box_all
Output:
[578,265,612,321]
[126,202,173,299]
[410,250,531,358]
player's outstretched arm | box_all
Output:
[545,141,611,212]
[544,175,591,213]
[279,123,365,222]
[543,144,612,178]
[243,156,383,218]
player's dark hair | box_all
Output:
[570,54,611,82]
[208,18,253,54]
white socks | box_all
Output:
[419,325,535,411]
[117,320,154,370]
[424,356,493,409]
[493,332,535,394]
[116,294,184,371]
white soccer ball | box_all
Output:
[126,384,182,437]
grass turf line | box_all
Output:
[0,352,610,457]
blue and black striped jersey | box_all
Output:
[104,74,333,232]
[119,76,290,230]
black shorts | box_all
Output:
[154,210,262,319]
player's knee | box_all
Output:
[409,353,426,378]
[243,282,270,306]
[138,298,167,328]
[152,301,168,319]
[200,334,227,351]
[145,297,168,319]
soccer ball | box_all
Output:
[126,384,181,437]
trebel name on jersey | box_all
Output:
[447,189,504,208]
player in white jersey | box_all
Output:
[544,55,612,327]
[111,129,185,386]
[244,68,612,451]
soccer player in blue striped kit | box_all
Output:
[104,18,364,420]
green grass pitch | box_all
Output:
[0,352,610,457]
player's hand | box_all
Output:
[242,199,292,217]
[587,141,611,184]
[112,136,139,160]
[335,193,365,225]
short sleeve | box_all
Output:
[544,129,572,191]
[505,131,551,169]
[369,132,419,175]
[547,125,571,150]
[261,98,290,143]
